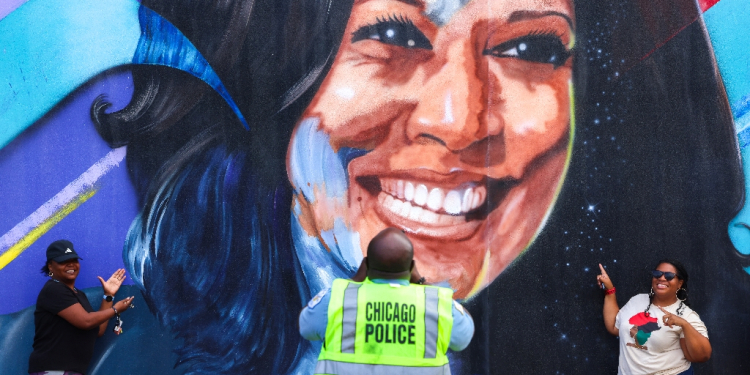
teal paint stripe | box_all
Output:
[703,0,750,120]
[0,0,141,149]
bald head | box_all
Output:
[367,228,414,276]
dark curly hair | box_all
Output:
[91,0,353,373]
[40,263,50,276]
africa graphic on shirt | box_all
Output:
[627,312,661,350]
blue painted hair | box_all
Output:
[92,0,353,372]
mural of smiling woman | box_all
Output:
[2,0,750,373]
[289,0,574,299]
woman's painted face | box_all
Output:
[289,0,574,298]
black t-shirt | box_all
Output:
[28,279,99,374]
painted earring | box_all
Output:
[676,288,687,302]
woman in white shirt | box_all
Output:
[597,260,711,375]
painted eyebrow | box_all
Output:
[354,0,425,9]
[507,10,574,30]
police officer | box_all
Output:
[299,228,474,374]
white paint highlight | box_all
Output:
[0,147,127,255]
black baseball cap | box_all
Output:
[46,240,82,263]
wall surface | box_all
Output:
[1,0,750,373]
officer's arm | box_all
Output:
[298,288,331,341]
[448,300,474,351]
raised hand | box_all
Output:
[657,305,686,328]
[597,263,614,290]
[99,268,127,297]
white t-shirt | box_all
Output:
[615,294,708,375]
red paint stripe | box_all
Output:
[698,0,721,12]
[635,16,700,68]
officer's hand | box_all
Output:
[351,257,368,282]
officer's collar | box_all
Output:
[367,277,409,286]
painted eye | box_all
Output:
[484,34,571,68]
[352,15,432,50]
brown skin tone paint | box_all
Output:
[289,0,574,298]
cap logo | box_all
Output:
[65,248,72,253]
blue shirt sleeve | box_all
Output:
[449,300,474,351]
[299,288,331,341]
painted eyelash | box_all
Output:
[527,29,566,40]
[528,29,572,50]
[484,29,571,52]
[356,13,416,31]
[350,12,433,50]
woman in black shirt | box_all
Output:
[28,240,134,375]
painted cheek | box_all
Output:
[500,82,566,177]
[505,83,560,134]
[311,79,383,138]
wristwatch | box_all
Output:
[103,295,114,302]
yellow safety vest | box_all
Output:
[316,278,454,375]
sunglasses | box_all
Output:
[651,270,677,281]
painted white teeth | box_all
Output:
[378,192,466,226]
[418,207,440,224]
[378,178,489,216]
[407,204,423,221]
[426,188,444,211]
[398,200,413,217]
[461,188,473,213]
[414,184,428,206]
[444,190,462,215]
[404,182,415,201]
[471,190,482,210]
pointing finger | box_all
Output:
[598,263,608,276]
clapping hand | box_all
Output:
[99,268,127,297]
[596,263,614,290]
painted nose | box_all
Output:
[407,41,499,151]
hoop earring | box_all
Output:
[676,288,687,302]
[48,271,53,277]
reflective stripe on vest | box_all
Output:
[341,282,360,353]
[318,278,453,374]
[424,287,439,359]
[315,360,452,375]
